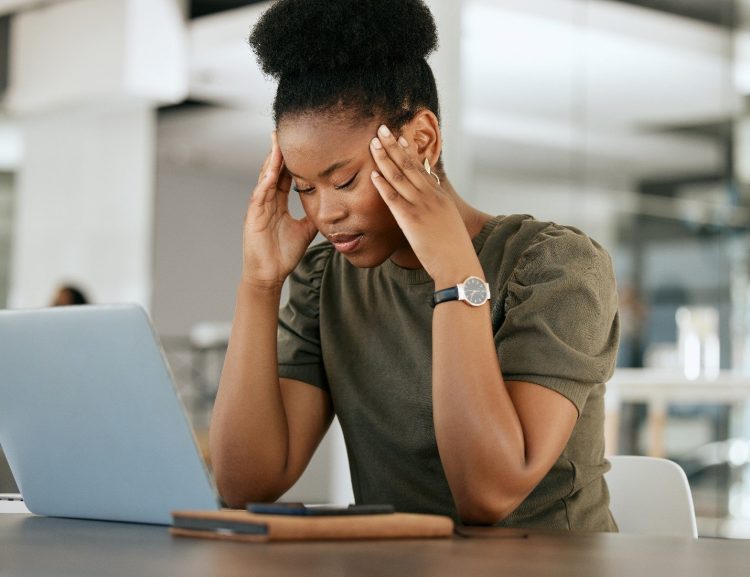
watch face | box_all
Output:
[463,276,488,306]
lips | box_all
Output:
[328,233,364,254]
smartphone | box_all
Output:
[247,502,395,516]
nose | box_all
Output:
[315,190,348,225]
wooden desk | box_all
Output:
[1,514,749,577]
[607,369,750,457]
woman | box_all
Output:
[209,0,619,530]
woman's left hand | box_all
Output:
[369,124,480,286]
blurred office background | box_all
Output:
[2,0,750,537]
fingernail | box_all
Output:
[378,125,391,137]
[398,136,408,148]
[371,137,383,150]
[371,170,381,179]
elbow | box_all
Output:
[212,466,250,509]
[209,448,244,508]
[215,475,247,510]
[456,497,519,526]
[209,436,272,508]
[218,490,250,511]
[213,467,282,510]
[452,463,546,525]
[210,451,281,509]
[454,482,530,525]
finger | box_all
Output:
[252,163,281,207]
[257,151,273,184]
[273,137,293,207]
[370,169,411,217]
[370,125,431,199]
[252,134,284,206]
[273,165,293,213]
[256,131,281,184]
[277,163,292,195]
[369,133,419,202]
[270,130,283,167]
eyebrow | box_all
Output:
[286,159,353,180]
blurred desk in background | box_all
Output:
[607,369,750,458]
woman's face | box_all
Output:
[277,113,418,269]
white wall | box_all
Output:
[9,105,155,308]
[5,0,188,308]
[151,157,250,336]
[473,172,634,253]
[6,0,187,112]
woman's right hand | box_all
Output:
[241,132,318,290]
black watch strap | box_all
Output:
[433,286,460,306]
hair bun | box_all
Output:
[250,0,438,79]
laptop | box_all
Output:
[0,304,221,524]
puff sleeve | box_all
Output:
[277,242,334,391]
[495,224,620,414]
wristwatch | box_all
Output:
[433,276,491,307]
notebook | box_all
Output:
[0,304,220,525]
[170,508,455,542]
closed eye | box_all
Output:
[292,183,315,195]
[335,174,358,190]
[293,173,357,194]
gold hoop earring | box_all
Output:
[423,158,440,185]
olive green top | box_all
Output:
[277,214,620,531]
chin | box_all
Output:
[341,251,390,269]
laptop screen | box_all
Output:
[0,304,219,524]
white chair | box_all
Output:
[605,455,698,538]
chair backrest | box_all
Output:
[604,455,698,538]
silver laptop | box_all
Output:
[0,304,220,524]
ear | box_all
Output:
[402,109,442,170]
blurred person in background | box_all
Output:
[50,284,89,306]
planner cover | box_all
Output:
[171,509,454,542]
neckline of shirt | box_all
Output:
[382,215,502,285]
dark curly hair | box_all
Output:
[249,0,440,130]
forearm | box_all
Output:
[432,272,547,523]
[209,281,290,506]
